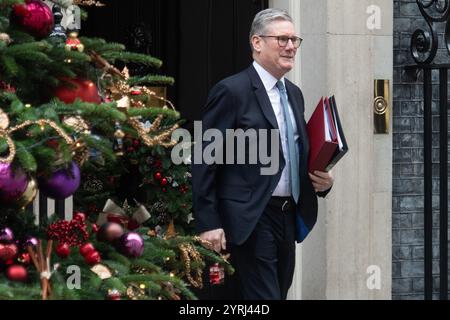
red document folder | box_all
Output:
[306,97,339,172]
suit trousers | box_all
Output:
[229,196,297,300]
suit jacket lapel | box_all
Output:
[247,66,279,130]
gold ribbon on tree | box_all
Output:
[93,61,180,149]
[179,243,204,289]
[0,109,74,164]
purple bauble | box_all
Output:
[11,0,54,39]
[116,232,144,258]
[0,163,28,204]
[0,228,14,244]
[38,162,80,200]
[24,237,38,248]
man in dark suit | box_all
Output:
[192,8,334,300]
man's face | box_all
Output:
[252,20,298,79]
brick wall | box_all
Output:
[393,0,450,300]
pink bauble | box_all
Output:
[38,161,81,200]
[0,163,28,204]
[11,0,54,39]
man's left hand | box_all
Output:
[309,170,334,193]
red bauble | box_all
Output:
[160,178,168,186]
[154,172,162,181]
[55,243,70,259]
[54,78,101,104]
[73,212,86,222]
[84,250,101,265]
[79,243,95,257]
[6,264,28,282]
[91,224,99,233]
[0,243,18,262]
[11,0,54,39]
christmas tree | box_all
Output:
[0,0,232,300]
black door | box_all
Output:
[83,0,268,128]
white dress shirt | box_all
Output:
[253,61,300,197]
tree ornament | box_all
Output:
[26,240,54,299]
[6,264,28,282]
[11,0,54,39]
[113,122,125,156]
[15,177,38,208]
[82,176,104,193]
[73,212,86,222]
[55,242,70,258]
[179,243,203,288]
[154,172,162,181]
[54,78,101,104]
[115,232,144,258]
[209,263,225,285]
[90,264,112,279]
[0,163,28,204]
[38,161,80,200]
[160,178,168,186]
[127,219,140,231]
[84,250,101,265]
[0,243,18,261]
[0,33,12,45]
[79,242,95,257]
[48,4,66,41]
[91,224,99,233]
[106,289,121,300]
[0,228,14,244]
[17,252,31,265]
[96,222,124,243]
[24,237,38,248]
[47,217,89,246]
[65,30,84,52]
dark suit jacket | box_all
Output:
[192,65,330,246]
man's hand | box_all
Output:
[309,170,334,193]
[199,228,226,253]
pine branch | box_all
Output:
[127,75,175,87]
[102,51,162,69]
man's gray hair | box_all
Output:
[249,8,293,51]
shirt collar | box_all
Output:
[253,61,285,92]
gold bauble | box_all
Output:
[16,177,38,208]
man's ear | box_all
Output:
[251,36,262,53]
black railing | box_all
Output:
[405,0,450,300]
